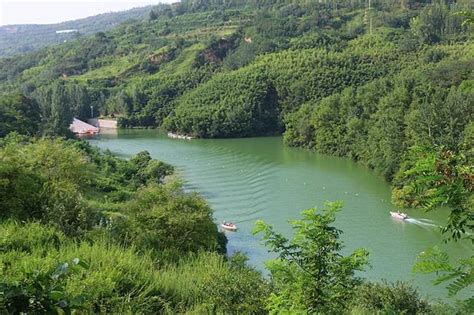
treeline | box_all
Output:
[0,6,153,57]
[0,82,104,137]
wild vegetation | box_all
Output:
[0,0,473,313]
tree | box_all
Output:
[393,146,472,242]
[0,93,40,137]
[405,86,473,150]
[117,182,222,257]
[49,84,73,136]
[366,84,410,180]
[37,83,74,137]
[413,247,473,308]
[149,10,158,21]
[66,84,91,120]
[410,0,464,44]
[254,202,369,313]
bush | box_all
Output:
[0,137,94,235]
[351,281,432,314]
[123,182,223,256]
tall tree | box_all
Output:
[41,83,73,136]
[254,202,369,313]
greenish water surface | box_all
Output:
[88,129,469,299]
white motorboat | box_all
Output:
[167,132,194,140]
[390,211,408,220]
[221,221,237,231]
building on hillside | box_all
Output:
[56,29,78,34]
[69,118,99,134]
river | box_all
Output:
[88,129,468,299]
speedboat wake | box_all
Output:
[404,218,440,228]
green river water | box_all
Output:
[89,129,469,300]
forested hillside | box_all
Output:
[0,0,473,312]
[0,5,153,57]
[1,0,472,133]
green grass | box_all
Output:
[0,220,267,313]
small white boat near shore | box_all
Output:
[390,211,408,220]
[221,221,237,231]
[167,132,194,140]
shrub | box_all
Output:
[123,182,222,256]
[0,137,94,235]
[351,281,432,314]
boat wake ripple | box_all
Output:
[180,147,276,222]
[405,218,440,228]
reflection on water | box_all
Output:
[88,129,469,300]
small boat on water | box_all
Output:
[167,132,194,140]
[221,221,237,231]
[390,211,408,220]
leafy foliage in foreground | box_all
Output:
[254,202,369,314]
[414,247,473,303]
[0,256,89,314]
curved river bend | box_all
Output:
[89,130,467,299]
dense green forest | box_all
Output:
[0,0,473,313]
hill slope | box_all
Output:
[0,5,153,57]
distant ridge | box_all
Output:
[0,5,154,57]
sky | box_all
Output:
[0,0,175,26]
